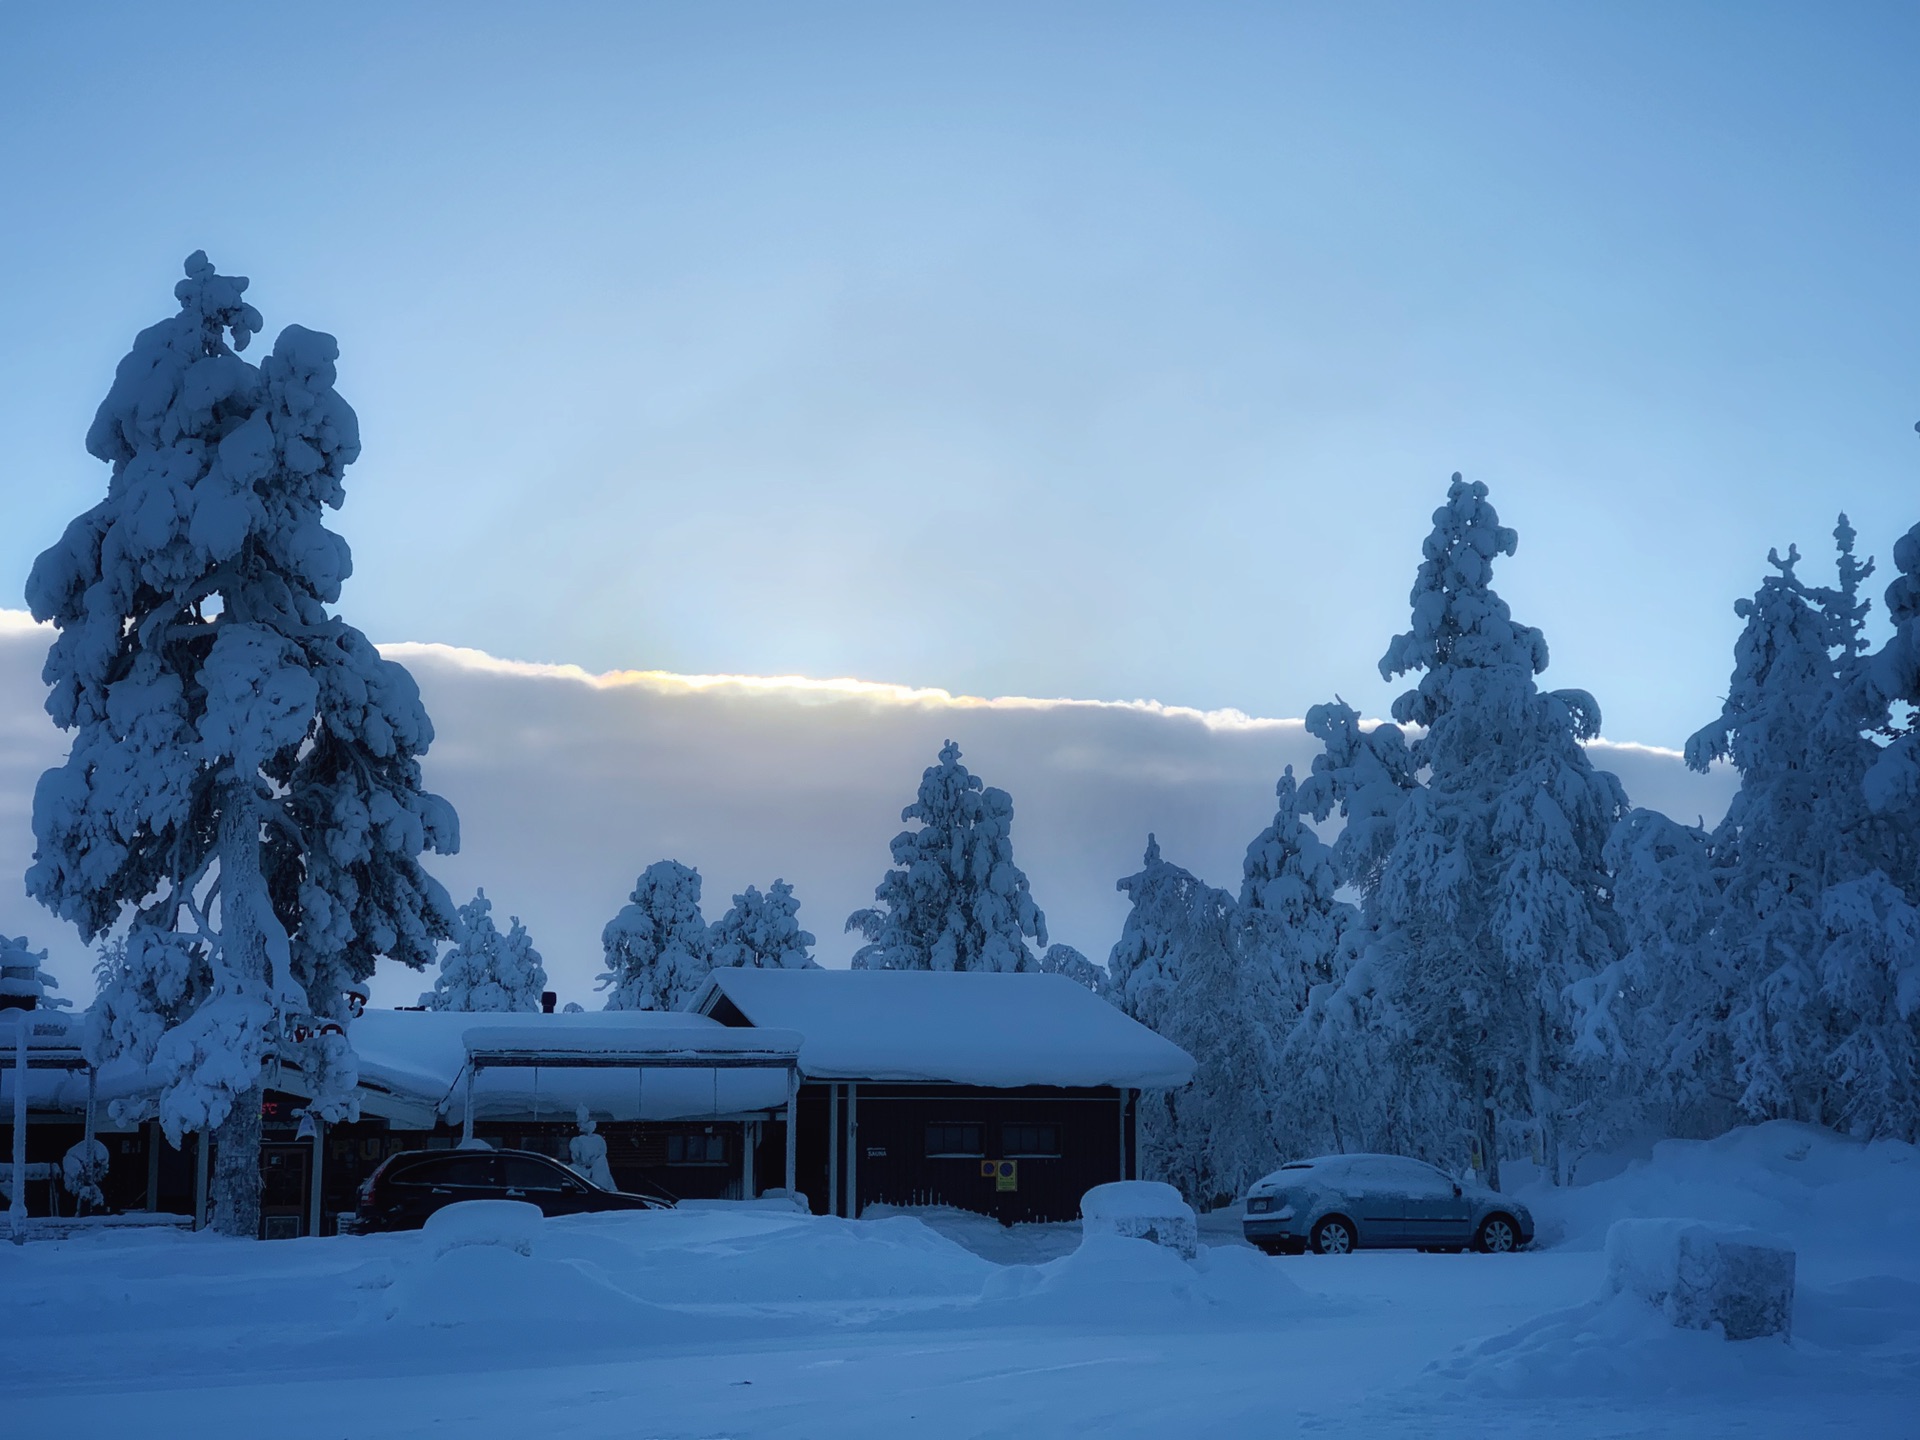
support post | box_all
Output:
[9,1015,26,1244]
[461,1065,475,1146]
[192,1129,209,1231]
[846,1083,858,1220]
[828,1083,840,1217]
[307,1116,324,1238]
[1118,1087,1127,1181]
[145,1119,161,1213]
[741,1119,755,1200]
[783,1066,798,1203]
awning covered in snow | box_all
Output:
[345,1010,797,1127]
[689,968,1196,1090]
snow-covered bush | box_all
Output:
[422,890,547,1013]
[598,860,710,1010]
[709,879,818,972]
[26,254,459,1234]
[847,741,1048,972]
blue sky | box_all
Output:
[3,2,1915,747]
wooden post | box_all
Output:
[192,1128,209,1231]
[1118,1088,1127,1181]
[783,1067,798,1202]
[741,1119,755,1200]
[8,1015,26,1244]
[846,1083,858,1220]
[145,1119,161,1213]
[827,1084,840,1217]
[307,1116,324,1238]
[461,1065,475,1146]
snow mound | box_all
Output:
[420,1199,541,1259]
[975,1233,1314,1328]
[383,1239,651,1330]
[1523,1121,1920,1266]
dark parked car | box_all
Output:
[1241,1153,1533,1255]
[354,1148,675,1231]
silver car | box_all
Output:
[1241,1153,1533,1256]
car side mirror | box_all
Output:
[1452,1184,1462,1197]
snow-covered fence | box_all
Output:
[1080,1181,1198,1260]
[1605,1219,1796,1341]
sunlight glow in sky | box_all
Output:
[3,3,1916,748]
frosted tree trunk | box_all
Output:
[1479,1081,1502,1194]
[210,784,267,1239]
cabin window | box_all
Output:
[925,1123,985,1158]
[666,1133,728,1165]
[1001,1123,1061,1158]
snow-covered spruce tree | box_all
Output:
[1108,836,1282,1206]
[1683,536,1896,1127]
[0,936,67,1012]
[847,741,1047,972]
[1864,515,1920,819]
[1237,766,1358,1158]
[1364,475,1627,1188]
[709,879,819,972]
[27,254,459,1236]
[1591,808,1731,1138]
[598,860,711,1009]
[1039,943,1107,994]
[1239,765,1354,1021]
[421,890,547,1013]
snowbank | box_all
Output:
[1604,1219,1795,1340]
[1521,1121,1920,1274]
[975,1233,1315,1329]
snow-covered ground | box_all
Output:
[4,1123,1914,1439]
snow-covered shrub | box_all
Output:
[1605,1218,1796,1341]
[1079,1180,1198,1260]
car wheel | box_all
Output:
[1475,1214,1520,1254]
[1311,1216,1355,1255]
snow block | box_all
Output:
[1604,1219,1795,1341]
[421,1199,543,1260]
[1080,1181,1198,1260]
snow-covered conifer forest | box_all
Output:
[5,256,1918,1438]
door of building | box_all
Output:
[260,1143,310,1239]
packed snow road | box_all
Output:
[2,1124,1914,1439]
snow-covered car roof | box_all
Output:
[689,968,1196,1089]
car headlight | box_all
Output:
[1247,1197,1271,1214]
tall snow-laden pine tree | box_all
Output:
[709,880,819,972]
[598,860,710,1010]
[1684,538,1887,1125]
[1362,475,1626,1188]
[422,890,547,1013]
[1108,836,1282,1206]
[1238,766,1358,1159]
[28,254,458,1235]
[1239,766,1354,1019]
[847,741,1047,972]
[1865,516,1920,819]
[1591,808,1731,1138]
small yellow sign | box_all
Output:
[994,1160,1017,1192]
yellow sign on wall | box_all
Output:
[979,1159,1017,1192]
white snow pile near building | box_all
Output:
[1519,1121,1920,1264]
[971,1231,1317,1329]
[1419,1121,1920,1404]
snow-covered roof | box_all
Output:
[344,1010,795,1127]
[689,969,1196,1090]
